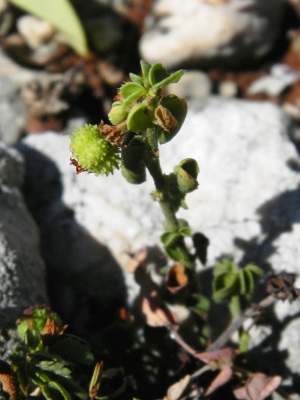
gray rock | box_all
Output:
[0,143,48,329]
[140,0,284,69]
[15,141,126,339]
[0,77,26,144]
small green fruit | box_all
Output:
[70,124,121,176]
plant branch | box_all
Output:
[207,295,275,351]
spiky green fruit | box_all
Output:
[70,124,121,176]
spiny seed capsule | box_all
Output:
[70,124,121,176]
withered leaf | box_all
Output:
[165,263,188,293]
[234,373,282,400]
[196,347,236,365]
[205,366,233,396]
[164,375,190,400]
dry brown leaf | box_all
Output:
[165,263,188,293]
[205,366,233,396]
[164,375,190,400]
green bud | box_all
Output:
[174,158,199,194]
[70,124,121,176]
[108,101,128,125]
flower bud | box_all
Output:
[157,95,187,144]
[174,158,199,194]
[108,101,128,125]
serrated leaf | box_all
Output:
[7,0,88,56]
[154,69,185,90]
[120,82,147,107]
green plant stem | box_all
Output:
[144,127,193,266]
[229,295,241,320]
[144,127,179,232]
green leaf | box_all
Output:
[17,320,30,341]
[148,63,168,87]
[239,331,250,353]
[244,268,255,295]
[7,0,89,56]
[127,103,152,133]
[213,273,239,302]
[129,73,144,85]
[119,82,147,107]
[37,361,72,379]
[192,293,210,313]
[238,269,247,295]
[140,60,151,83]
[49,335,94,366]
[214,260,236,277]
[153,69,185,90]
[25,329,42,350]
[179,227,192,237]
[160,231,181,248]
[42,381,72,400]
[245,263,263,277]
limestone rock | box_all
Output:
[0,77,26,145]
[0,143,48,329]
[140,0,284,69]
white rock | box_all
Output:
[248,64,300,97]
[17,15,56,49]
[140,0,284,69]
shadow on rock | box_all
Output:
[14,142,127,344]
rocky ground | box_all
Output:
[1,0,300,398]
